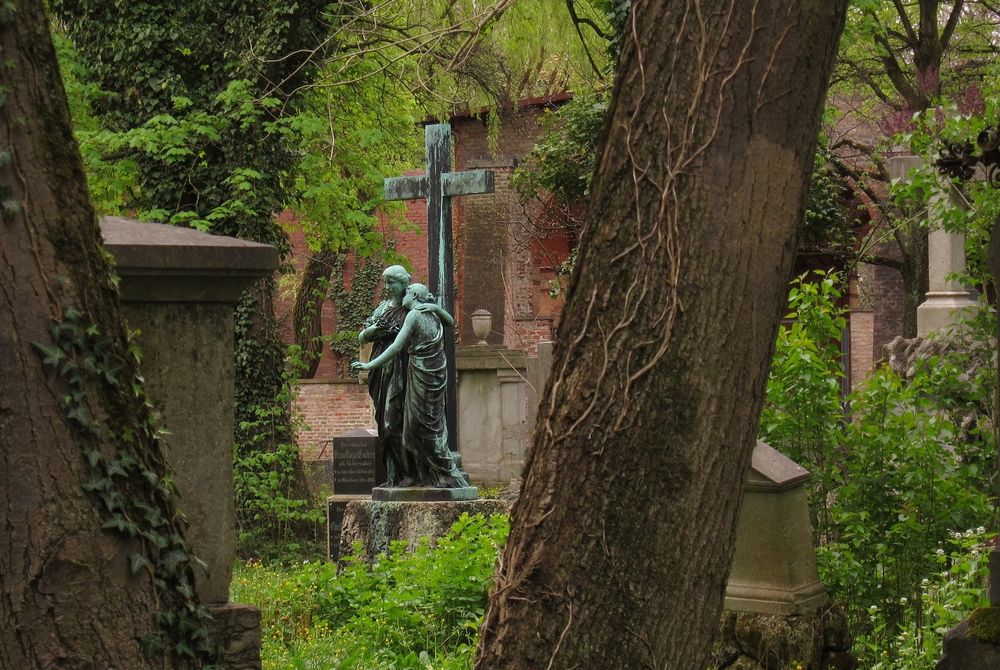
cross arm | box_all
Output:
[442,170,495,197]
[384,175,429,201]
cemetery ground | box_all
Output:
[227,272,999,670]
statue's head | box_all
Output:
[403,283,434,309]
[382,265,411,298]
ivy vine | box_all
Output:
[33,307,217,667]
[328,253,384,375]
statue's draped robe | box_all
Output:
[365,300,408,485]
[365,302,466,487]
[401,312,467,487]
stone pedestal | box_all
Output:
[339,499,507,560]
[888,156,980,337]
[456,345,528,481]
[101,217,276,667]
[327,494,371,560]
[525,340,554,439]
[916,223,979,336]
[205,603,263,670]
[725,442,828,615]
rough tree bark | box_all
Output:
[475,1,847,669]
[292,249,340,378]
[1,3,206,667]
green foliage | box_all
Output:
[759,271,846,533]
[235,345,325,560]
[231,513,509,669]
[511,92,608,207]
[327,254,386,374]
[801,148,852,254]
[761,272,996,668]
[861,528,993,670]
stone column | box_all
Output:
[100,217,277,670]
[889,156,980,336]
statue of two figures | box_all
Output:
[352,265,472,495]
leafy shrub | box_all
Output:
[232,513,509,670]
[759,270,846,534]
[761,271,995,667]
[861,528,994,670]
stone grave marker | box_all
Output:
[327,428,381,559]
[100,216,277,669]
[332,428,384,495]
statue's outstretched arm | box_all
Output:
[352,311,417,371]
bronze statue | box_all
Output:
[355,272,468,488]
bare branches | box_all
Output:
[250,0,523,109]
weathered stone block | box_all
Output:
[340,499,507,559]
[936,618,1000,670]
[725,442,827,616]
[206,603,262,670]
[713,604,854,670]
[456,346,528,482]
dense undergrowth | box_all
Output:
[231,514,508,670]
[761,271,997,669]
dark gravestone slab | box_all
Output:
[332,429,385,495]
[326,494,370,561]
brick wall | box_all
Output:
[294,379,374,460]
[849,311,874,388]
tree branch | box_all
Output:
[941,0,966,50]
[891,0,919,45]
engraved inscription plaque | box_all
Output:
[331,428,384,495]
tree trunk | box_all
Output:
[1,3,207,667]
[899,223,930,338]
[292,249,340,378]
[475,2,847,669]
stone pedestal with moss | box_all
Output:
[339,499,507,561]
[711,442,856,669]
[101,217,277,669]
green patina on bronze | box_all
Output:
[355,273,469,490]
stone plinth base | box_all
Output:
[206,602,262,670]
[327,494,371,560]
[372,486,478,501]
[340,499,507,560]
[937,613,1000,669]
[711,605,856,670]
[917,291,980,337]
[725,580,829,617]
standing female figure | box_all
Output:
[354,283,468,488]
[358,265,410,485]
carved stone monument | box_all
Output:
[888,156,980,336]
[101,217,276,669]
[384,123,495,453]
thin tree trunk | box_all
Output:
[1,3,205,667]
[475,1,847,668]
[292,249,339,378]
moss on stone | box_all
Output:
[968,607,1000,645]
